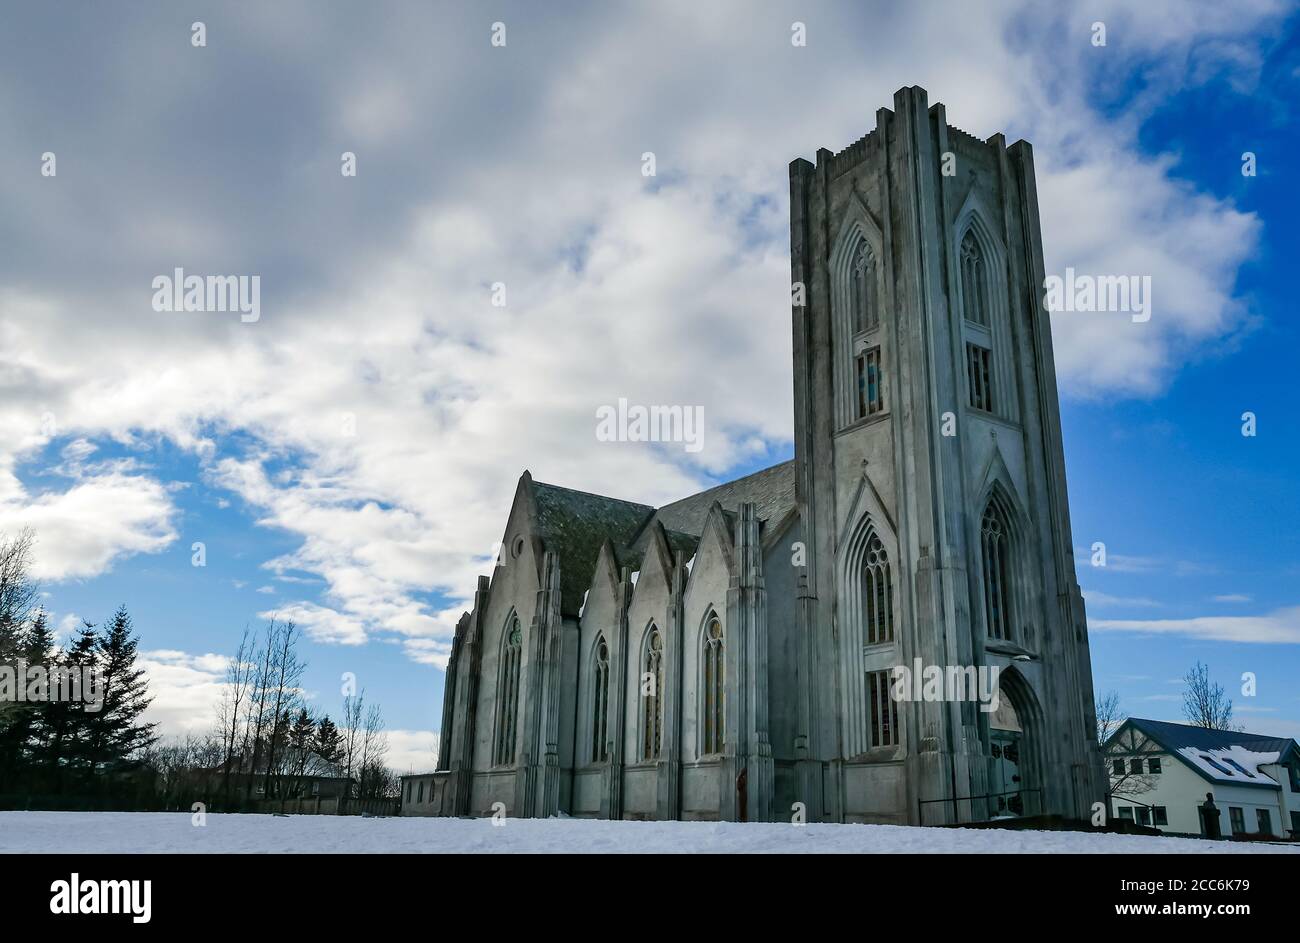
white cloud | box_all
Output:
[1090,607,1300,644]
[138,650,232,737]
[0,471,177,581]
[1214,594,1253,603]
[259,602,368,647]
[386,729,440,775]
[0,0,1283,665]
[1081,589,1162,608]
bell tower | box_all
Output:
[788,86,1105,824]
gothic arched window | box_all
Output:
[960,231,989,326]
[591,634,610,763]
[851,241,879,333]
[642,627,664,761]
[494,616,523,766]
[981,501,1014,641]
[863,532,894,645]
[701,615,725,755]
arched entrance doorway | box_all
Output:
[986,669,1042,820]
[988,696,1025,817]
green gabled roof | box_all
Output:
[528,480,654,616]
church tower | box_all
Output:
[788,86,1105,824]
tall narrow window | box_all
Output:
[591,635,610,763]
[960,231,988,326]
[967,342,993,412]
[856,347,884,419]
[863,532,894,644]
[851,241,878,332]
[867,670,898,747]
[494,617,523,766]
[981,503,1014,641]
[702,616,725,755]
[642,627,664,760]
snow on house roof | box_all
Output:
[1116,718,1298,790]
[1176,745,1282,786]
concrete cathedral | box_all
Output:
[410,87,1106,824]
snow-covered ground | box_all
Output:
[2,811,1297,853]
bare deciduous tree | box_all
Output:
[1095,690,1124,746]
[259,620,306,798]
[217,627,256,801]
[0,528,38,657]
[1182,661,1236,731]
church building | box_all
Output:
[414,86,1106,824]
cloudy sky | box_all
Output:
[2,1,1298,771]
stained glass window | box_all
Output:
[960,231,988,326]
[863,532,893,644]
[642,628,663,761]
[591,635,610,763]
[702,616,725,755]
[981,504,1013,641]
[494,616,523,766]
[851,241,879,333]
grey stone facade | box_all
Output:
[417,86,1106,824]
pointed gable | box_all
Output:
[527,479,653,617]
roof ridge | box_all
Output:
[530,477,655,511]
[1131,717,1294,746]
[657,458,795,512]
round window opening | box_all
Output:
[511,536,525,559]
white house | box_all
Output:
[1103,718,1300,839]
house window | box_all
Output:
[1133,807,1150,826]
[855,347,884,419]
[1117,807,1134,822]
[591,635,610,763]
[417,781,425,803]
[863,532,894,645]
[1148,757,1161,775]
[1289,764,1300,792]
[702,616,725,756]
[494,617,523,766]
[851,241,879,333]
[960,231,989,327]
[642,627,664,761]
[1112,759,1124,776]
[966,343,994,412]
[1290,811,1300,835]
[1129,758,1143,775]
[867,670,898,748]
[980,501,1014,641]
[1229,807,1245,834]
[1256,809,1272,835]
[405,781,412,802]
[1153,806,1168,826]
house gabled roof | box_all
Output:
[1107,718,1298,790]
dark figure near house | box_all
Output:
[1200,793,1221,839]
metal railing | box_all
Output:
[918,787,1043,826]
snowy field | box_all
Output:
[2,811,1298,853]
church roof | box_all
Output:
[645,460,796,538]
[525,461,797,615]
[529,480,653,615]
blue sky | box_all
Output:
[2,1,1297,770]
